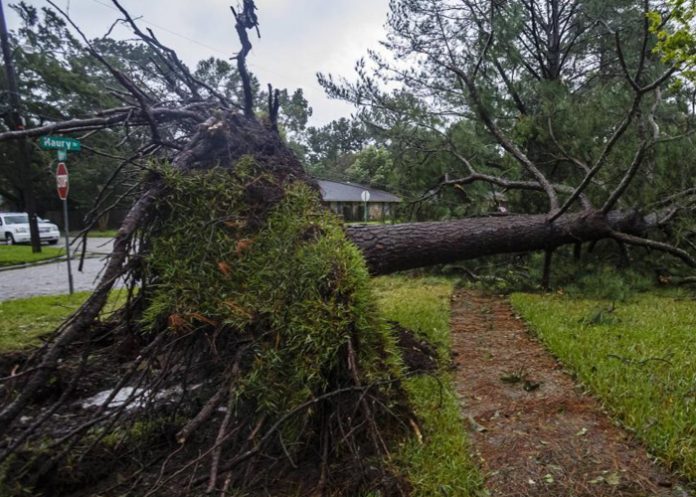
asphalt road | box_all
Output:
[0,237,118,301]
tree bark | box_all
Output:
[347,209,648,275]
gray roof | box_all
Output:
[317,179,402,203]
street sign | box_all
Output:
[39,135,81,152]
[57,149,67,161]
[56,162,69,200]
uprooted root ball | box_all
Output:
[1,159,414,497]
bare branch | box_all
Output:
[230,2,259,118]
[0,114,130,140]
[602,88,662,213]
[416,167,590,208]
[601,142,648,214]
[47,0,167,143]
[267,83,280,133]
[611,231,696,268]
[109,0,234,108]
[0,107,204,142]
[549,92,643,221]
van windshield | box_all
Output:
[4,214,28,225]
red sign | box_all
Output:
[56,162,69,200]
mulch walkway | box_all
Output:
[451,290,692,497]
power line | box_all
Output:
[87,0,231,56]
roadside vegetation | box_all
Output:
[0,291,124,352]
[71,230,119,238]
[374,275,483,496]
[0,292,90,351]
[511,290,696,478]
[0,245,63,267]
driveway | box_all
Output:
[0,237,119,301]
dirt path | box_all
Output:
[451,290,690,497]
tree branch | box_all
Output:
[611,231,696,268]
[231,2,259,118]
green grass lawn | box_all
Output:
[0,245,64,267]
[511,291,696,478]
[69,230,118,238]
[0,291,125,352]
[80,230,118,238]
[374,275,483,496]
[0,292,90,351]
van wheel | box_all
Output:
[48,240,59,245]
[5,233,14,245]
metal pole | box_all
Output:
[364,201,368,223]
[63,198,74,294]
[0,0,41,253]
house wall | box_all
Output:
[324,201,395,222]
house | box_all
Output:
[316,179,402,222]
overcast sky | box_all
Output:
[6,0,391,126]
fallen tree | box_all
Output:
[349,208,696,275]
[323,0,696,280]
[0,1,694,496]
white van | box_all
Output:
[0,212,60,245]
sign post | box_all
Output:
[360,190,371,223]
[40,135,80,294]
[56,162,74,295]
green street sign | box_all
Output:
[39,136,81,152]
[57,149,67,161]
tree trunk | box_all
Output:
[347,209,648,275]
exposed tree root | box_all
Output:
[0,132,414,496]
